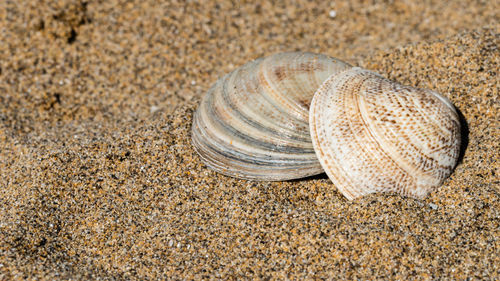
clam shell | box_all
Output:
[309,68,461,200]
[192,52,352,180]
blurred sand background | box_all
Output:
[0,0,498,279]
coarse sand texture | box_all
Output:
[0,0,498,279]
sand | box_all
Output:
[0,0,498,279]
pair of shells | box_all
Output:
[192,52,461,200]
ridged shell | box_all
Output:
[192,52,351,180]
[309,67,460,200]
[309,68,461,200]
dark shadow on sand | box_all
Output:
[456,107,469,166]
[288,172,329,182]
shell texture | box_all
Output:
[192,52,352,180]
[309,68,461,200]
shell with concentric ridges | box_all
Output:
[309,67,461,200]
[192,52,352,180]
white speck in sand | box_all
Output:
[150,105,160,114]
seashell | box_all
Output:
[191,52,352,180]
[309,67,461,200]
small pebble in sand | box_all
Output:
[150,105,160,114]
[429,203,438,210]
[329,10,337,18]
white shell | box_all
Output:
[309,68,461,200]
[192,52,351,180]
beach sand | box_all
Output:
[0,0,498,279]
